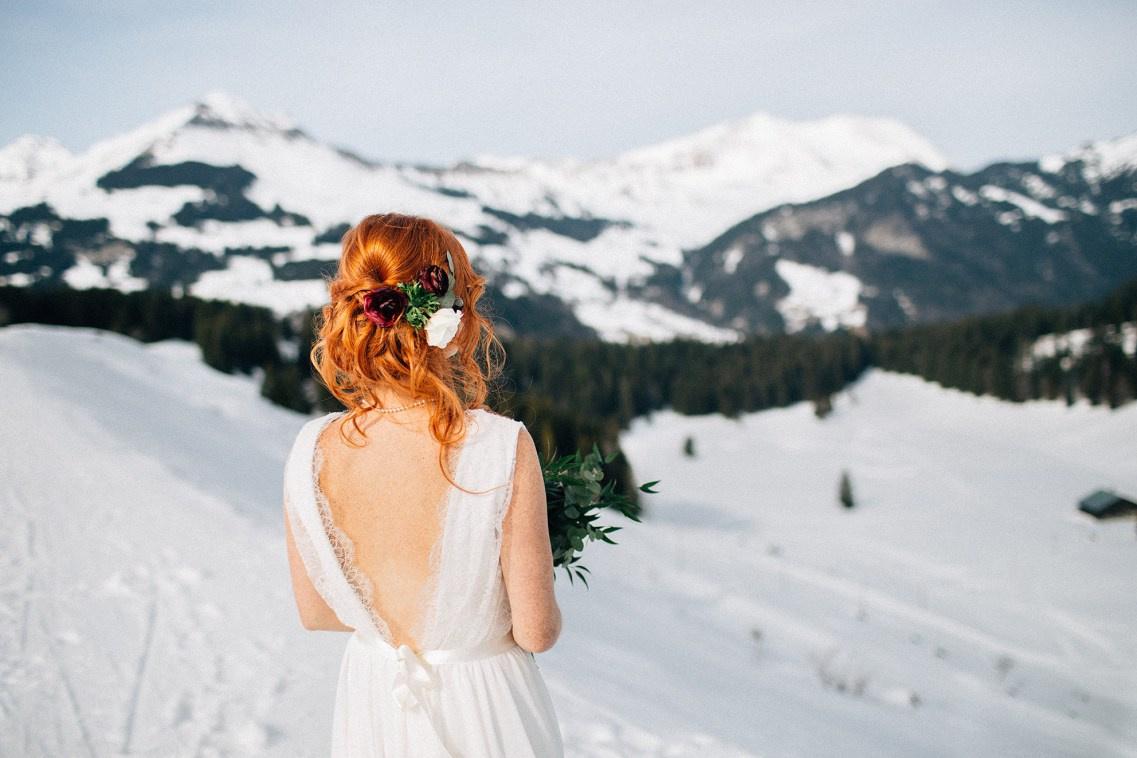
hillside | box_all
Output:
[5,93,1133,340]
[0,92,949,340]
[666,143,1137,333]
[2,324,1135,756]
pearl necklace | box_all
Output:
[369,398,432,414]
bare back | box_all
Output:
[289,406,532,653]
[315,409,455,649]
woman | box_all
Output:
[281,213,564,757]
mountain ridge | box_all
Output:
[0,91,1133,340]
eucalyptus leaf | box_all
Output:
[542,445,659,586]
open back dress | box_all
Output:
[282,408,564,757]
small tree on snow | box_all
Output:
[839,470,855,509]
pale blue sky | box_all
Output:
[2,0,1135,171]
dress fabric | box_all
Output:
[283,408,564,757]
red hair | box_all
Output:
[310,213,503,476]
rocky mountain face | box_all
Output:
[0,91,1133,340]
[652,145,1137,333]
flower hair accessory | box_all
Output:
[362,250,465,348]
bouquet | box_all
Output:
[542,445,658,586]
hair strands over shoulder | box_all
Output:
[309,213,505,488]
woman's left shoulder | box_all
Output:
[467,407,525,437]
[468,406,522,423]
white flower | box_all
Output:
[425,307,462,348]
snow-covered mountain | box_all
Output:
[3,91,1134,339]
[664,135,1137,332]
[0,92,947,340]
[3,323,1135,756]
[0,135,73,183]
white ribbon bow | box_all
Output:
[392,644,438,711]
[390,644,457,756]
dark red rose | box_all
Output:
[362,286,408,327]
[417,264,449,296]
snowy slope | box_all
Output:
[448,111,947,252]
[0,135,73,183]
[610,375,1137,757]
[1040,132,1137,180]
[0,93,948,341]
[676,147,1137,333]
[0,324,751,756]
[2,324,1135,756]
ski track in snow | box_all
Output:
[1,323,1136,756]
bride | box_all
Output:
[281,213,564,756]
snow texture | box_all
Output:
[1,324,1135,756]
[0,93,951,341]
[774,259,867,333]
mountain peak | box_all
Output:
[1041,131,1137,178]
[186,90,299,135]
[0,134,73,182]
[612,110,949,174]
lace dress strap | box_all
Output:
[418,409,525,649]
[483,411,526,553]
[283,411,386,641]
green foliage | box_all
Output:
[871,277,1137,407]
[542,444,656,586]
[0,285,279,375]
[261,362,312,412]
[497,330,872,430]
[395,280,439,329]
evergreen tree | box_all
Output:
[261,363,311,412]
[839,470,855,510]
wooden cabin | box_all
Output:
[1078,490,1137,519]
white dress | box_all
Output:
[283,408,564,757]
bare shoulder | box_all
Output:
[468,406,523,424]
[467,407,526,439]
